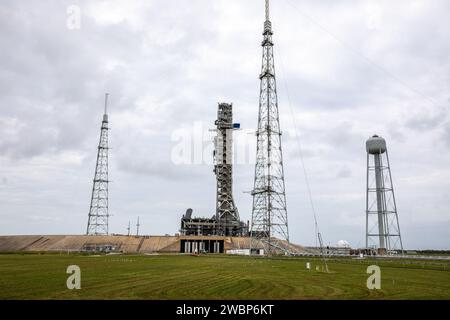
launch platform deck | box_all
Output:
[0,235,308,255]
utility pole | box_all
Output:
[136,216,140,237]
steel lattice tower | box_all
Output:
[86,94,110,235]
[213,103,241,236]
[365,135,404,253]
[251,0,289,254]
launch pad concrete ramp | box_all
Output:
[0,235,309,255]
[0,235,179,253]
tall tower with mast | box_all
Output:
[251,0,289,254]
[365,135,404,253]
[213,103,243,236]
[86,94,110,235]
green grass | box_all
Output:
[0,253,449,300]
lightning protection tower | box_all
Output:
[251,0,289,255]
[86,93,110,235]
[366,135,403,253]
[213,102,241,236]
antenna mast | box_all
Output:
[86,93,110,235]
[104,93,109,114]
[251,0,289,255]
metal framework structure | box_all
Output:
[179,104,248,237]
[251,0,289,254]
[213,103,242,236]
[86,94,110,235]
[136,216,140,236]
[366,135,404,253]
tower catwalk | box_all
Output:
[86,94,110,235]
[365,135,403,253]
[251,0,289,254]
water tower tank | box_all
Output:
[364,134,404,252]
[366,135,387,154]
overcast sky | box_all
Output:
[0,0,449,249]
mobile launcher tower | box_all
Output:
[213,103,247,236]
[365,135,404,253]
[180,103,248,237]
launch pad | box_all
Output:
[0,234,307,255]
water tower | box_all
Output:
[365,135,404,253]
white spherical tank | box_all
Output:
[366,135,387,154]
[337,240,350,248]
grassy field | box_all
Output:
[0,253,449,300]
